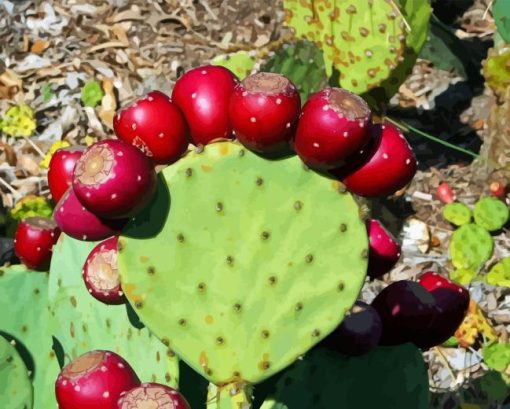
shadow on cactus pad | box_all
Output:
[255,344,429,409]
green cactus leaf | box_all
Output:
[0,105,37,138]
[257,345,429,409]
[262,41,328,102]
[493,0,510,43]
[81,81,104,108]
[0,265,60,408]
[483,342,510,373]
[0,334,33,409]
[212,51,256,80]
[473,197,509,232]
[48,234,179,388]
[443,202,472,226]
[450,223,493,270]
[283,0,430,103]
[118,141,368,386]
[487,257,510,287]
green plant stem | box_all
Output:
[385,117,480,159]
[207,382,253,409]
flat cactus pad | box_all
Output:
[443,203,472,226]
[450,223,494,270]
[0,334,33,409]
[118,142,368,385]
[473,196,509,232]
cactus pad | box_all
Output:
[450,224,494,270]
[212,51,256,80]
[450,267,478,286]
[0,265,60,408]
[443,203,472,226]
[48,234,179,388]
[0,334,33,409]
[118,141,368,385]
[487,257,510,288]
[257,345,429,409]
[493,0,510,43]
[262,41,328,102]
[283,0,430,101]
[473,197,509,232]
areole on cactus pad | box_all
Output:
[118,142,368,396]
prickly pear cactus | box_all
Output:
[257,345,429,409]
[487,257,510,287]
[283,0,431,103]
[262,41,328,101]
[443,203,472,226]
[450,223,494,270]
[118,142,368,404]
[473,197,509,232]
[493,0,510,43]
[482,46,510,101]
[0,334,33,409]
[48,234,180,388]
[0,265,60,408]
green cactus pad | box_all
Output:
[257,345,429,409]
[487,257,510,288]
[262,41,328,102]
[0,334,33,409]
[443,202,472,226]
[450,224,494,270]
[48,234,179,388]
[118,142,368,385]
[283,0,430,102]
[493,0,510,43]
[473,197,509,232]
[0,265,60,408]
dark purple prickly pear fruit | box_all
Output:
[322,301,382,356]
[371,280,438,346]
[414,272,470,349]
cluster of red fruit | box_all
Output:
[55,350,189,409]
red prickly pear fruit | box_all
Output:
[117,383,191,409]
[83,236,124,305]
[371,280,438,346]
[14,217,60,271]
[54,187,127,241]
[322,301,382,356]
[55,350,140,409]
[113,91,189,165]
[415,271,470,349]
[489,181,506,199]
[337,122,417,197]
[72,139,157,219]
[229,72,301,154]
[172,65,238,146]
[436,182,455,204]
[48,146,86,203]
[293,87,372,170]
[366,219,401,279]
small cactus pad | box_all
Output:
[257,345,429,409]
[487,257,510,288]
[118,142,368,384]
[0,265,60,408]
[212,51,256,80]
[283,0,430,100]
[442,203,472,226]
[262,41,328,102]
[0,334,33,409]
[450,224,494,270]
[48,234,179,387]
[473,197,509,232]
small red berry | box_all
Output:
[489,181,506,199]
[172,65,238,146]
[436,182,455,204]
[113,91,189,165]
[14,217,60,271]
[229,72,301,154]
